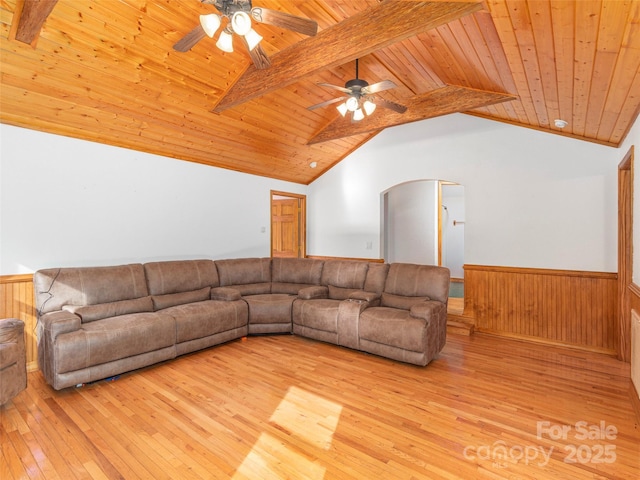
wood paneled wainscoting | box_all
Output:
[0,273,38,371]
[464,265,618,355]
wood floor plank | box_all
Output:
[0,333,638,479]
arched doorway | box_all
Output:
[381,180,464,310]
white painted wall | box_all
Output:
[307,113,621,272]
[0,124,306,274]
[2,112,634,276]
[384,180,438,264]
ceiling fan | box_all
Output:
[308,59,407,121]
[173,0,318,70]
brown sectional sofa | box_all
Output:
[34,258,450,390]
[0,318,27,405]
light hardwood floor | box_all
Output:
[1,334,639,479]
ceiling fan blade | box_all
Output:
[376,98,407,114]
[362,80,397,95]
[242,38,271,70]
[173,25,207,52]
[317,83,352,94]
[214,1,483,113]
[251,7,318,37]
[308,96,348,111]
[308,86,516,144]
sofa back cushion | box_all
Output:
[270,258,324,294]
[320,261,369,300]
[216,258,272,295]
[145,260,219,294]
[383,263,450,305]
[34,264,149,315]
[144,260,218,309]
[363,263,390,294]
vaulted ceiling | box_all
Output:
[1,0,639,184]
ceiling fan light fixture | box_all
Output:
[336,102,348,117]
[244,28,263,51]
[363,100,376,116]
[200,14,221,38]
[353,108,365,121]
[231,11,252,36]
[216,28,234,53]
[345,96,359,112]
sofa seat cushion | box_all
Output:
[63,296,154,323]
[161,300,248,343]
[230,283,271,296]
[381,293,429,310]
[293,299,340,333]
[328,285,361,300]
[359,307,427,353]
[0,343,19,370]
[271,282,318,295]
[152,287,211,310]
[244,294,295,324]
[54,312,176,374]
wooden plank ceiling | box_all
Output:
[1,0,639,184]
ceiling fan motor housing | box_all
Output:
[345,78,369,96]
[210,0,252,16]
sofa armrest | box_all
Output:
[36,311,82,387]
[37,311,81,342]
[409,300,447,323]
[348,290,381,306]
[298,285,328,300]
[211,287,242,301]
[0,318,24,344]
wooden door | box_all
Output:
[271,198,300,258]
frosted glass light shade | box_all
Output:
[336,102,348,117]
[217,29,234,53]
[231,11,252,36]
[353,108,365,121]
[200,14,221,37]
[363,100,376,116]
[345,96,359,112]
[244,28,263,51]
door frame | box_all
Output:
[618,146,634,362]
[270,190,307,258]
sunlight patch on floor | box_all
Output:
[269,386,342,449]
[232,432,326,480]
[232,386,343,479]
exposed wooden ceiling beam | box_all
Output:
[307,85,517,144]
[14,0,58,45]
[213,1,483,113]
